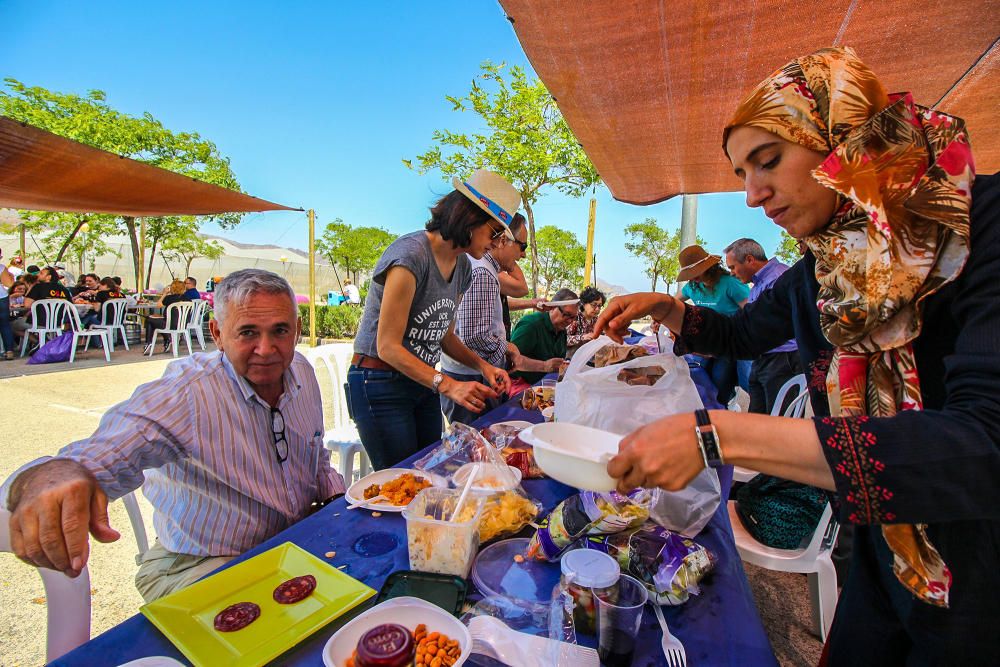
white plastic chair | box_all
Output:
[734,374,808,483]
[89,298,130,351]
[729,500,840,641]
[147,301,194,357]
[0,508,92,661]
[19,299,70,357]
[121,491,150,565]
[185,299,210,351]
[304,343,371,483]
[65,304,111,363]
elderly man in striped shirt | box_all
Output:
[440,214,564,425]
[3,269,345,601]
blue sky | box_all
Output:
[2,1,781,293]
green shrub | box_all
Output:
[298,304,363,339]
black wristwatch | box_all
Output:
[694,409,725,468]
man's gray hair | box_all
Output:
[723,238,767,263]
[213,269,298,324]
[552,288,579,302]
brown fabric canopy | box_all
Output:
[500,1,999,204]
[0,115,300,216]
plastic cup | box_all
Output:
[594,574,648,667]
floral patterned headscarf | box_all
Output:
[724,47,976,608]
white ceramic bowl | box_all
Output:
[518,422,622,491]
[322,596,471,667]
[452,462,522,492]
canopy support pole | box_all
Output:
[138,217,146,296]
[584,197,597,286]
[308,209,316,347]
[680,195,698,250]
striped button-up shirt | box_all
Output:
[441,253,507,374]
[16,351,344,557]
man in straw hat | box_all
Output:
[348,169,520,468]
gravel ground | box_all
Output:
[0,345,823,666]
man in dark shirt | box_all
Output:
[510,288,578,385]
[183,277,201,301]
[16,266,73,339]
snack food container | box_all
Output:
[403,488,486,578]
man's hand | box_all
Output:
[593,293,679,343]
[543,357,565,373]
[440,376,498,414]
[606,413,706,494]
[532,298,550,311]
[7,459,121,577]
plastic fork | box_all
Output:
[651,601,687,667]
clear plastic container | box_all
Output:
[559,548,620,635]
[403,487,486,578]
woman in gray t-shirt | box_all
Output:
[347,170,520,469]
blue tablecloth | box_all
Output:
[54,373,776,667]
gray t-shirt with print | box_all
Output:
[354,231,472,367]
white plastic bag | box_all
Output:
[555,335,721,536]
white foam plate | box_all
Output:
[345,468,447,512]
[322,596,471,667]
[115,659,186,667]
[452,462,522,492]
[540,300,578,307]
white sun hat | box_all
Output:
[452,169,520,241]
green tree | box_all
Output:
[161,228,225,277]
[317,219,396,283]
[532,225,586,298]
[624,218,676,291]
[0,78,243,288]
[405,62,601,294]
[773,231,802,265]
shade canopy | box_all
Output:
[500,0,999,204]
[0,115,300,216]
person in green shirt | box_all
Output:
[510,288,579,386]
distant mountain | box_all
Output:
[596,277,629,296]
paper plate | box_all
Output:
[345,468,447,512]
[540,300,578,307]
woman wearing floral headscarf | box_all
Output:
[594,47,998,663]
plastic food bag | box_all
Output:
[556,335,721,536]
[527,489,651,561]
[478,489,542,543]
[648,467,722,537]
[582,522,716,605]
[555,335,704,433]
[414,422,500,478]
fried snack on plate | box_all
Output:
[379,473,432,506]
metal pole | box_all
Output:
[138,217,146,296]
[680,195,698,249]
[308,209,316,347]
[19,223,25,257]
[583,197,597,286]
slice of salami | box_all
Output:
[272,574,317,604]
[213,601,261,632]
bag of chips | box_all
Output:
[526,489,651,561]
[582,522,716,605]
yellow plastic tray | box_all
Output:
[140,542,375,667]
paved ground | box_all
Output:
[0,343,823,666]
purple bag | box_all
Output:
[27,332,73,364]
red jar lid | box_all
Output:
[355,623,415,667]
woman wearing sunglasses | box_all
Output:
[348,169,518,469]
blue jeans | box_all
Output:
[345,366,442,470]
[691,354,738,405]
[0,296,13,353]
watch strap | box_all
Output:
[694,408,725,468]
